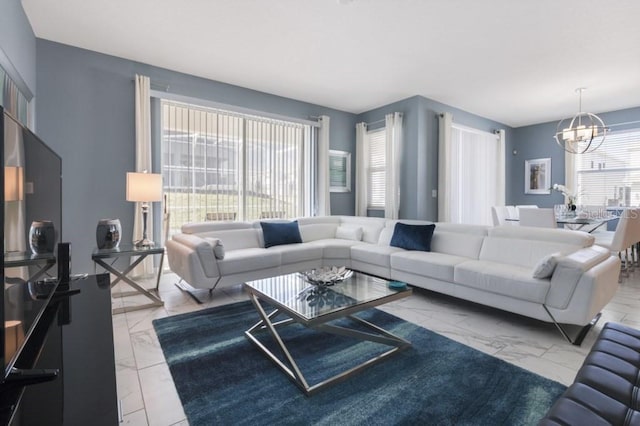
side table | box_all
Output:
[92,244,164,314]
[5,251,57,284]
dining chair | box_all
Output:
[594,208,640,279]
[506,205,518,220]
[491,206,509,226]
[519,208,557,228]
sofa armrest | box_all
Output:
[545,246,614,310]
[166,234,221,289]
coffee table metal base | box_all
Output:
[244,293,411,396]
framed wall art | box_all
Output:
[524,158,551,194]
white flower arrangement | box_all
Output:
[552,183,577,206]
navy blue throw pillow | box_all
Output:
[260,221,303,248]
[390,223,435,251]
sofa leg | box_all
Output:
[174,277,221,304]
[543,305,601,346]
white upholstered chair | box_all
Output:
[519,208,557,228]
[506,206,518,220]
[594,208,640,277]
[491,206,509,226]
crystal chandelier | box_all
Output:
[554,88,608,154]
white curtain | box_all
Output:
[317,115,331,216]
[442,121,503,225]
[496,129,506,206]
[355,122,368,216]
[384,112,403,219]
[438,112,453,221]
[565,151,576,201]
[133,74,154,276]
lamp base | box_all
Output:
[134,238,155,248]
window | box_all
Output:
[574,129,640,207]
[367,129,386,209]
[161,101,316,231]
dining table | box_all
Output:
[505,213,619,233]
[555,213,619,233]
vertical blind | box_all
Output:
[367,129,386,209]
[575,129,640,207]
[161,100,314,233]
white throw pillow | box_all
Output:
[335,225,363,241]
[205,237,226,259]
[532,252,561,279]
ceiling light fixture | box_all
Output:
[554,87,608,154]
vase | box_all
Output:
[29,220,56,254]
[96,219,122,249]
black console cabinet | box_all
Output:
[1,274,118,425]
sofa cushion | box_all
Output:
[390,223,435,251]
[454,260,551,303]
[488,225,594,247]
[351,244,405,268]
[309,238,360,259]
[204,237,225,260]
[261,243,323,265]
[260,221,303,248]
[430,231,485,259]
[217,248,281,275]
[182,221,253,234]
[339,216,386,243]
[299,223,338,242]
[532,252,561,279]
[335,225,363,241]
[206,229,262,251]
[479,238,582,268]
[391,251,469,282]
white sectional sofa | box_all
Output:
[166,216,621,341]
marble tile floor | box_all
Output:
[112,269,640,425]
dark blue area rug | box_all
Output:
[152,301,565,425]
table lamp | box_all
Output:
[5,166,24,201]
[126,171,162,247]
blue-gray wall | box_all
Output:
[510,106,640,207]
[357,96,514,221]
[35,40,357,272]
[0,0,36,101]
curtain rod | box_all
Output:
[132,78,170,92]
[359,113,404,127]
[154,90,320,127]
[365,118,385,126]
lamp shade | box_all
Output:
[5,166,24,201]
[126,172,162,202]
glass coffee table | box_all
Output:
[243,271,412,395]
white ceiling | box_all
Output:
[22,0,640,127]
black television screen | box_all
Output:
[2,107,62,379]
